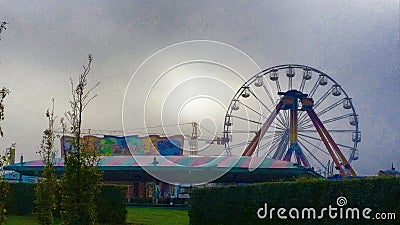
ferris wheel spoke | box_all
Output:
[261,132,281,141]
[265,148,276,158]
[298,133,352,154]
[279,106,290,128]
[297,111,306,124]
[239,100,286,130]
[229,130,285,134]
[229,130,257,134]
[300,99,344,127]
[298,132,322,141]
[256,133,281,145]
[229,141,250,149]
[257,132,284,157]
[298,140,327,171]
[298,119,313,129]
[270,131,285,147]
[229,115,262,125]
[261,81,289,127]
[298,86,333,124]
[298,75,319,122]
[298,132,323,141]
[300,113,354,129]
[301,153,326,174]
[277,107,289,128]
[302,134,353,151]
[262,131,286,158]
[308,75,321,98]
[336,143,353,149]
[228,132,280,150]
[247,88,288,128]
[316,99,344,116]
[262,82,277,106]
[299,77,306,92]
[275,80,282,93]
[259,82,291,128]
[246,88,273,113]
[312,87,333,110]
[272,130,289,159]
[300,129,354,133]
[299,96,341,126]
[297,135,330,157]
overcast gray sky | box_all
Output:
[0,0,398,175]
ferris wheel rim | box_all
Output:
[223,64,360,171]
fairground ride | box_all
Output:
[223,64,361,177]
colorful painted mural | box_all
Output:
[60,135,184,156]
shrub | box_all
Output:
[33,166,58,225]
[7,182,35,215]
[96,185,128,224]
[0,181,10,224]
[6,183,128,224]
[189,177,400,225]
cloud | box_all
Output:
[0,0,398,175]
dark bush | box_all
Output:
[7,182,35,215]
[6,183,128,224]
[96,185,128,224]
[189,177,400,225]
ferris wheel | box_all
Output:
[223,64,360,177]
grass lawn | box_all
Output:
[126,207,189,225]
[3,215,61,225]
[4,207,189,225]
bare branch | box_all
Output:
[82,94,98,110]
[63,53,98,161]
[82,82,100,102]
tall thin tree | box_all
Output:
[60,54,101,225]
[33,99,58,225]
[0,21,10,224]
[0,87,10,225]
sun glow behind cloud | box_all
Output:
[0,1,397,174]
[122,40,260,143]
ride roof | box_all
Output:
[5,155,320,183]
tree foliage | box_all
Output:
[0,21,9,225]
[0,150,9,225]
[0,145,14,223]
[0,21,7,34]
[33,99,58,225]
[0,21,8,42]
[0,87,10,138]
[0,180,9,224]
[60,54,102,225]
[5,183,128,223]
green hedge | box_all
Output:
[7,183,36,215]
[5,183,128,224]
[189,178,400,225]
[96,185,128,224]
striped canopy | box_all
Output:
[5,156,318,182]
